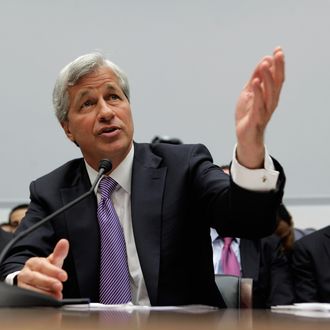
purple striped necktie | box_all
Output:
[221,237,241,276]
[97,176,132,304]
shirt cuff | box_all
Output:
[230,145,279,191]
[5,271,20,285]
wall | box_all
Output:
[0,1,329,229]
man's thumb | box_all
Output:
[48,239,69,268]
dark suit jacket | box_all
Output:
[0,143,285,307]
[0,228,13,252]
[240,235,294,308]
[292,225,330,303]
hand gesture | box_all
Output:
[17,239,69,300]
[235,47,285,168]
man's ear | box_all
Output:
[61,121,80,147]
[61,121,75,142]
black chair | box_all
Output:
[215,274,241,308]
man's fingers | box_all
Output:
[248,55,272,84]
[15,239,69,301]
[20,283,63,299]
[256,48,285,116]
[18,267,64,300]
[259,61,276,114]
[19,268,63,292]
[26,256,67,282]
[20,282,63,300]
[48,239,69,269]
[273,48,285,93]
[250,77,265,121]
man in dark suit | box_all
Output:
[212,167,294,308]
[211,230,294,308]
[0,48,286,307]
[292,226,330,303]
[242,236,294,307]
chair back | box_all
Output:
[215,274,241,308]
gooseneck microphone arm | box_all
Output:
[0,159,113,267]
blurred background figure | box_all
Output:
[221,164,314,252]
[0,223,14,233]
[214,164,294,308]
[7,204,29,233]
[151,135,183,145]
[220,165,230,175]
[292,225,330,303]
[275,203,315,254]
[0,227,13,252]
[274,204,295,253]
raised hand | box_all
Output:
[17,239,69,300]
[235,47,285,169]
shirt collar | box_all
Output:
[85,144,134,194]
[210,228,218,242]
[210,228,240,244]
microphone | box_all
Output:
[0,159,112,307]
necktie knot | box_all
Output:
[223,237,234,248]
[99,176,117,199]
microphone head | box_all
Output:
[98,159,113,173]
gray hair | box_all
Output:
[53,52,130,123]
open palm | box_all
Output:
[235,47,285,169]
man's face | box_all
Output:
[62,66,134,171]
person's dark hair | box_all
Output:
[151,136,183,145]
[8,203,29,223]
[275,203,294,252]
[277,203,292,224]
[8,204,29,220]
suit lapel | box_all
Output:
[60,161,100,301]
[131,143,166,305]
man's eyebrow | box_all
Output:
[74,90,91,105]
[72,83,121,106]
[105,83,119,92]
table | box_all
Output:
[0,307,329,330]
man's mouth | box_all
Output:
[99,127,119,134]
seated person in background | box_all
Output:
[8,204,29,233]
[0,223,14,233]
[0,227,13,252]
[210,228,295,308]
[275,203,295,253]
[151,135,183,145]
[275,203,315,248]
[211,168,294,308]
[292,226,330,303]
[294,227,315,241]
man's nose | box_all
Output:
[97,99,114,121]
